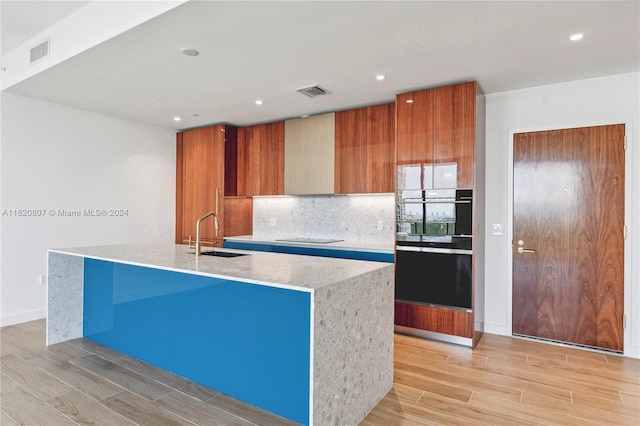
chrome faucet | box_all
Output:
[194,211,219,256]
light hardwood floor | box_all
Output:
[1,320,639,425]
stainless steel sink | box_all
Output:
[200,251,249,258]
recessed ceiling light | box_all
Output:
[406,99,414,104]
[376,74,385,81]
[569,33,584,41]
[180,47,199,56]
[255,100,263,105]
[173,116,182,121]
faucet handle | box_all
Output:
[187,236,196,249]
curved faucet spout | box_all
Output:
[195,211,219,256]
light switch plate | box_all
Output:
[377,220,384,231]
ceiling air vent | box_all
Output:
[296,85,331,98]
[30,39,50,64]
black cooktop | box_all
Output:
[396,235,472,250]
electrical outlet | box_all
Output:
[39,274,47,286]
[377,220,384,231]
[491,223,503,235]
[269,218,277,227]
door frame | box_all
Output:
[506,119,633,355]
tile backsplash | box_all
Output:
[253,193,394,243]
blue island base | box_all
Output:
[84,259,311,425]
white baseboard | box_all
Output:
[483,322,508,336]
[625,344,640,359]
[1,308,46,327]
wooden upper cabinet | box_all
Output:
[396,90,434,166]
[334,103,395,194]
[259,121,285,195]
[366,103,396,193]
[237,126,258,196]
[396,82,476,189]
[237,121,284,196]
[176,125,228,246]
[433,82,476,189]
[335,107,367,194]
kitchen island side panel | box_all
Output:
[83,258,311,425]
[312,265,395,425]
[47,252,84,345]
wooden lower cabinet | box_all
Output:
[223,197,253,237]
[394,302,473,339]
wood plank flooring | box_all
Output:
[364,332,640,426]
[2,320,639,425]
[1,320,297,426]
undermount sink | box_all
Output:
[200,251,249,258]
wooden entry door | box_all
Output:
[512,124,625,352]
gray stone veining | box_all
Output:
[252,193,395,243]
[47,252,83,345]
[224,235,393,253]
[313,267,394,425]
[48,243,390,292]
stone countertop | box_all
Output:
[224,235,394,253]
[49,243,392,293]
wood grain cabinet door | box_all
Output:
[238,122,284,196]
[433,82,476,189]
[396,89,434,190]
[223,197,253,237]
[335,107,367,193]
[366,103,395,193]
[396,83,476,190]
[259,121,285,195]
[334,103,395,194]
[396,90,434,167]
[177,126,225,246]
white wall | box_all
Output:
[0,92,176,326]
[484,72,640,358]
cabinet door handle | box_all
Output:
[517,247,536,254]
[215,188,220,236]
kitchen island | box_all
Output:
[47,244,394,426]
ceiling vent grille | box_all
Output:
[296,85,331,98]
[30,39,50,64]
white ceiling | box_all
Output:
[0,0,90,53]
[2,1,639,130]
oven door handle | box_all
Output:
[396,245,472,255]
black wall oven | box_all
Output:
[395,189,473,312]
[395,239,472,311]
